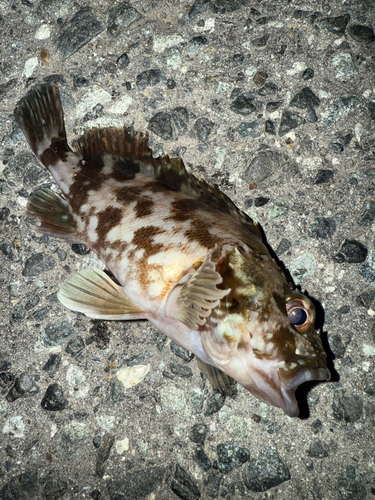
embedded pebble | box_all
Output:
[136,68,166,89]
[334,239,368,263]
[71,243,90,255]
[195,445,212,471]
[60,422,91,459]
[307,440,330,458]
[278,110,304,136]
[42,354,61,376]
[96,434,114,478]
[108,467,165,500]
[347,24,375,44]
[116,364,150,388]
[41,383,68,411]
[192,118,214,142]
[42,320,75,347]
[109,378,125,404]
[55,7,104,59]
[108,1,141,36]
[242,446,290,492]
[204,391,226,416]
[148,112,174,140]
[216,443,250,473]
[332,390,363,422]
[65,336,85,357]
[171,464,201,500]
[22,253,55,276]
[308,217,337,240]
[230,93,256,115]
[7,372,39,402]
[314,169,334,184]
[318,15,350,35]
[190,423,208,444]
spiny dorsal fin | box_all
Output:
[58,269,146,320]
[73,127,260,237]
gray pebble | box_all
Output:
[278,110,304,136]
[217,443,250,474]
[22,253,55,277]
[318,14,350,35]
[347,24,375,44]
[42,354,61,376]
[108,467,165,500]
[242,446,290,492]
[148,112,174,140]
[170,342,194,362]
[192,118,214,142]
[230,93,256,115]
[332,390,363,422]
[42,320,75,347]
[171,463,201,500]
[55,7,104,59]
[107,2,141,36]
[308,217,337,240]
[307,439,330,458]
[194,445,212,472]
[41,383,68,411]
[334,239,368,263]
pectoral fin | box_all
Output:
[27,187,78,241]
[196,358,236,396]
[174,252,230,330]
[58,269,146,320]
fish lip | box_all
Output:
[277,362,331,417]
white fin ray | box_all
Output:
[175,252,230,330]
[58,269,145,320]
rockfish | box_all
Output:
[15,84,330,417]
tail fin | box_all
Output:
[14,84,71,168]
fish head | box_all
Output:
[201,246,330,417]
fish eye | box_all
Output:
[285,294,315,333]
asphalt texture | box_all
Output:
[0,1,375,499]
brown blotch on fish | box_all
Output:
[184,224,217,249]
[131,226,166,258]
[68,159,106,212]
[111,158,140,182]
[96,207,123,241]
[135,197,154,218]
[168,199,203,222]
[115,185,143,204]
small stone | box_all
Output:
[12,304,26,322]
[22,253,55,276]
[306,107,317,122]
[148,112,174,140]
[189,0,210,19]
[332,52,358,78]
[55,7,104,59]
[90,490,101,500]
[253,71,268,87]
[204,391,226,416]
[314,169,334,184]
[322,96,360,128]
[172,107,189,135]
[66,336,85,357]
[7,372,39,402]
[328,333,347,358]
[278,110,304,136]
[242,446,290,492]
[43,471,68,500]
[258,82,279,96]
[265,119,276,135]
[275,238,291,256]
[170,342,194,362]
[167,79,177,89]
[96,434,115,478]
[205,471,222,498]
[355,290,375,308]
[364,375,375,396]
[90,321,110,349]
[71,243,90,255]
[74,76,89,88]
[318,14,350,35]
[195,445,212,471]
[308,217,337,240]
[337,472,367,500]
[268,199,288,219]
[190,423,208,444]
[41,383,68,411]
[266,101,283,112]
[357,199,375,226]
[302,68,314,80]
[109,378,125,403]
[333,239,368,263]
[107,468,165,500]
[230,93,256,115]
[171,463,201,500]
[136,68,165,89]
[42,354,62,376]
[307,440,330,458]
[107,2,141,36]
[311,419,323,434]
[192,118,214,142]
[252,34,269,47]
[236,120,259,137]
[43,320,75,347]
[60,422,91,459]
[347,24,375,44]
[169,363,193,378]
[116,52,130,69]
[332,390,363,422]
[254,197,270,207]
[32,306,50,321]
[217,444,250,474]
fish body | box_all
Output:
[15,84,330,417]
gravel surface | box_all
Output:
[0,1,374,499]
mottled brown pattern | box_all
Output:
[111,158,140,182]
[68,157,106,213]
[115,185,143,204]
[135,198,154,218]
[96,206,123,241]
[168,199,203,222]
[184,225,217,248]
[131,226,166,258]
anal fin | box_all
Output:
[196,358,237,396]
[58,269,146,320]
[27,188,78,241]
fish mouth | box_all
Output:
[278,364,331,417]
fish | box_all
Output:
[14,84,330,417]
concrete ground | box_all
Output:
[0,0,374,498]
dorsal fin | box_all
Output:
[73,127,260,237]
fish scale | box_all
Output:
[15,83,330,417]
